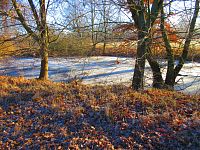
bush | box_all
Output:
[0,35,17,59]
[49,33,92,57]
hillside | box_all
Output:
[0,76,199,149]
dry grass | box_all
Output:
[95,41,137,56]
[0,40,17,59]
[95,40,200,60]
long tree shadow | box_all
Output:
[74,60,120,69]
[81,69,134,80]
[175,76,200,94]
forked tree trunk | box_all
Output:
[128,0,163,90]
[162,0,199,89]
[149,0,199,90]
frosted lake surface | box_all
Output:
[0,56,200,95]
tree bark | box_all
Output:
[39,45,48,80]
[38,0,48,80]
[146,53,164,88]
[132,30,148,90]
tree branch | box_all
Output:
[28,0,41,29]
[11,0,39,42]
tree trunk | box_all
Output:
[132,31,147,90]
[160,6,175,89]
[39,44,48,80]
[102,0,107,55]
[146,54,164,88]
[174,0,199,79]
[103,41,106,55]
[39,0,48,80]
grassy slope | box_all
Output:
[0,76,199,149]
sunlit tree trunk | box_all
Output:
[146,0,164,89]
[39,0,48,80]
[39,44,48,80]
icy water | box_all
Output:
[0,56,200,95]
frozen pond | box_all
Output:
[0,56,200,95]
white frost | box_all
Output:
[0,56,199,95]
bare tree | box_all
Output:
[126,0,163,90]
[145,0,199,89]
[11,0,49,80]
[167,0,199,88]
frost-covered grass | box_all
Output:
[0,76,199,149]
[0,56,200,95]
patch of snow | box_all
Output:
[0,56,199,95]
